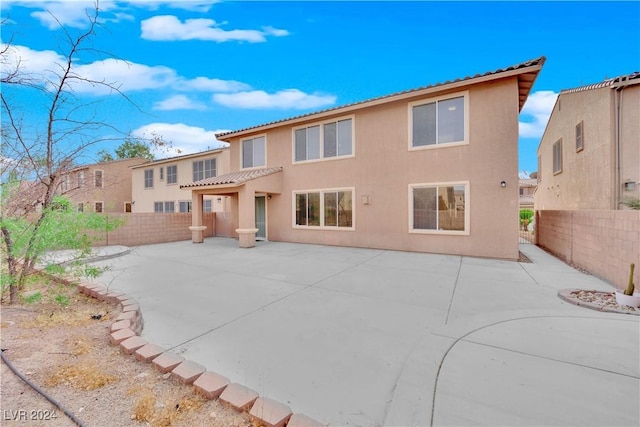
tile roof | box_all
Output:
[519,195,534,205]
[180,167,283,189]
[216,57,545,141]
[519,178,537,188]
[130,147,228,169]
[560,71,640,94]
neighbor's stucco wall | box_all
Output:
[225,78,521,260]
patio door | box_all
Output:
[255,195,266,240]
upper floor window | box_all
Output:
[78,171,85,187]
[193,158,217,181]
[553,139,563,174]
[576,121,584,152]
[294,118,353,163]
[167,165,177,184]
[410,182,468,234]
[159,167,164,181]
[144,169,154,188]
[410,93,467,149]
[242,136,266,169]
[95,170,103,188]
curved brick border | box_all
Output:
[558,289,640,316]
[76,282,325,427]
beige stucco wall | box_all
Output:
[132,149,230,213]
[223,78,521,260]
[536,84,640,210]
[65,157,148,213]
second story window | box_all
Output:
[410,93,467,149]
[553,139,563,174]
[576,121,584,152]
[95,170,103,188]
[242,136,265,169]
[78,171,85,187]
[144,169,154,188]
[167,165,177,184]
[159,167,164,181]
[294,118,353,162]
[193,159,217,181]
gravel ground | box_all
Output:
[1,287,255,427]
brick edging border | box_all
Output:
[558,288,640,316]
[76,282,325,427]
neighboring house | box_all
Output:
[60,157,148,213]
[536,72,640,210]
[519,178,536,210]
[131,148,230,214]
[182,58,545,260]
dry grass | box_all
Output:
[130,386,208,427]
[45,360,117,390]
[23,305,113,328]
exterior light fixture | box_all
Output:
[500,181,507,188]
[267,194,272,200]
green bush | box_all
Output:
[519,209,534,221]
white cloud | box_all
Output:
[153,95,207,111]
[175,76,251,92]
[1,44,64,82]
[140,15,288,43]
[213,89,337,110]
[131,122,229,155]
[519,90,558,138]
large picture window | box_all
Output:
[410,93,467,149]
[294,189,354,229]
[193,158,217,181]
[242,136,266,169]
[410,183,468,234]
[294,118,353,162]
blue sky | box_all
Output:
[1,1,639,174]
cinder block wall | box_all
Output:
[91,213,216,247]
[537,210,640,290]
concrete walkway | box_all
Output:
[92,239,639,427]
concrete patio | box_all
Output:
[92,239,640,426]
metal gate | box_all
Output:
[519,211,535,244]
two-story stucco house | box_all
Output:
[60,157,149,213]
[536,72,640,210]
[131,148,230,215]
[182,58,545,260]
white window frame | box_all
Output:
[144,169,154,188]
[203,199,213,212]
[154,201,163,213]
[95,170,104,188]
[241,134,267,170]
[166,165,177,184]
[292,187,355,230]
[553,139,563,175]
[292,115,355,164]
[159,166,164,181]
[408,181,470,235]
[164,201,175,213]
[575,121,584,152]
[77,171,85,188]
[193,158,217,181]
[94,201,104,213]
[179,201,192,213]
[408,91,469,151]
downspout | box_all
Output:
[614,85,621,209]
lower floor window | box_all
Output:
[410,182,468,233]
[204,199,212,212]
[294,189,353,229]
[94,202,103,213]
[154,201,175,213]
[179,201,192,213]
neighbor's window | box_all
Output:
[144,169,154,188]
[94,202,103,213]
[242,136,266,169]
[410,183,468,234]
[154,202,163,213]
[164,201,175,213]
[95,170,103,188]
[125,202,132,213]
[179,201,192,213]
[78,171,85,187]
[576,121,584,152]
[553,139,563,174]
[193,158,217,181]
[294,189,353,229]
[203,199,212,212]
[294,118,353,162]
[410,93,466,149]
[159,167,164,181]
[167,165,177,184]
[537,155,541,182]
[77,203,84,212]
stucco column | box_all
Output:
[189,192,206,243]
[235,188,257,248]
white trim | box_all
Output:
[291,187,356,231]
[240,134,267,170]
[407,91,469,151]
[94,200,104,213]
[291,115,356,164]
[408,181,470,235]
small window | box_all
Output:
[410,183,468,234]
[95,202,103,213]
[144,169,154,188]
[95,170,103,188]
[179,201,192,213]
[167,165,177,184]
[576,121,584,152]
[294,189,354,229]
[159,167,164,181]
[203,199,212,212]
[154,202,163,213]
[164,201,175,213]
[242,136,266,169]
[78,171,85,187]
[553,139,563,174]
[77,203,84,212]
[410,94,467,149]
[124,202,132,213]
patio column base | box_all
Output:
[189,226,207,243]
[235,228,259,248]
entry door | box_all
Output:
[255,195,266,240]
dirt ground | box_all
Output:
[1,281,256,427]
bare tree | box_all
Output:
[1,2,133,304]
